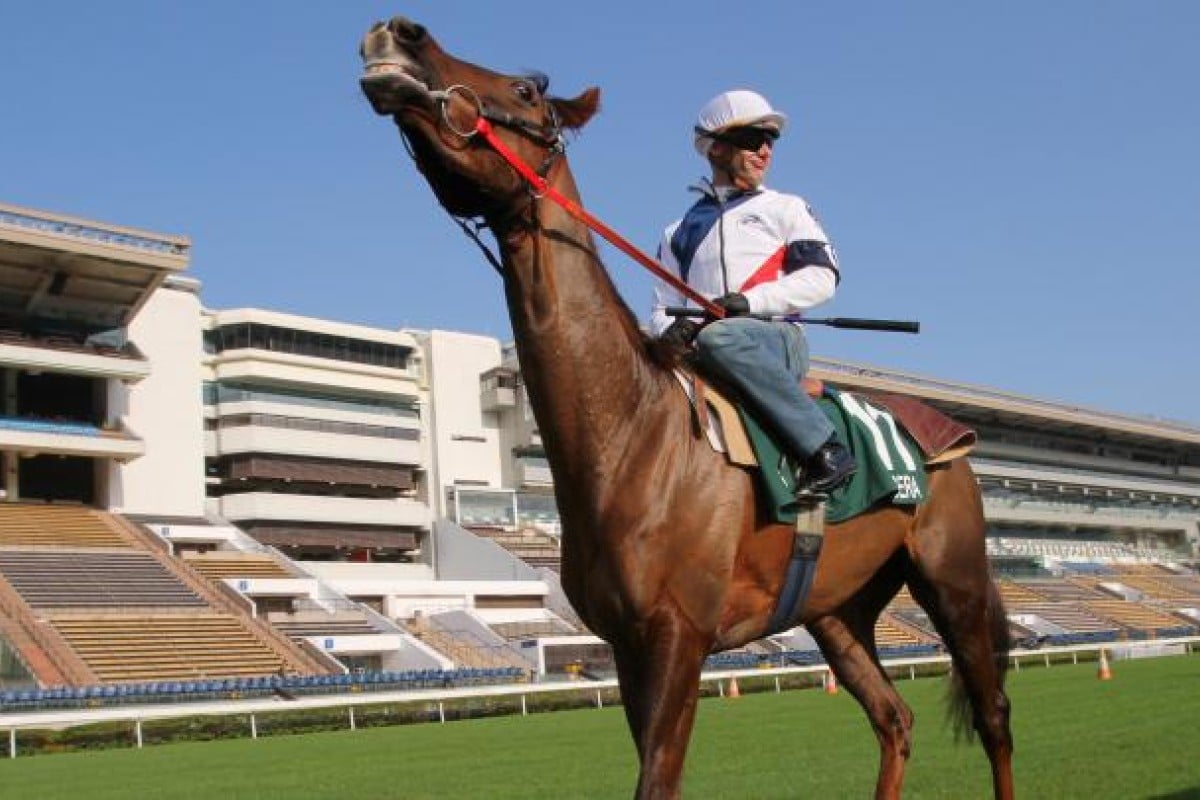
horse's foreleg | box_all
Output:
[809,612,914,800]
[614,614,707,800]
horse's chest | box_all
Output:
[558,541,629,636]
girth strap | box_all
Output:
[765,502,825,635]
[766,532,821,635]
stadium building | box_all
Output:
[1,200,1197,699]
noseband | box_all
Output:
[431,84,565,179]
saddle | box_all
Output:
[674,370,977,522]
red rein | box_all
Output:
[473,117,725,320]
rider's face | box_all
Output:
[710,128,776,191]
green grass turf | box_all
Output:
[3,655,1198,799]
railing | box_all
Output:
[0,416,101,437]
[0,203,190,256]
[283,564,410,638]
[4,637,1195,758]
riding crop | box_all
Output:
[665,307,920,334]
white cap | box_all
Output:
[693,89,787,157]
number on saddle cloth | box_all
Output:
[739,387,929,525]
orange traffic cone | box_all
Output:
[1097,649,1113,681]
[824,670,839,695]
[727,677,741,698]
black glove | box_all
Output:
[714,292,751,317]
[659,317,700,349]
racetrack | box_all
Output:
[5,655,1198,799]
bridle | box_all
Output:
[405,81,723,317]
[392,83,565,278]
[433,84,565,177]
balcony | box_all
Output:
[0,338,150,382]
[211,425,421,465]
[0,416,144,460]
[217,492,431,528]
[480,367,518,412]
[515,457,553,487]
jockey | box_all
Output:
[650,89,856,500]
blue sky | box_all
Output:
[4,2,1199,425]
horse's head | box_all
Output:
[359,17,600,221]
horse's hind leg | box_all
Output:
[809,610,914,800]
[906,460,1014,800]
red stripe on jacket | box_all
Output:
[737,246,786,293]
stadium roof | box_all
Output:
[0,202,189,331]
[814,357,1200,450]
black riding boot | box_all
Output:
[794,439,857,500]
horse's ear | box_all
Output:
[551,87,601,131]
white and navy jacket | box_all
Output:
[649,186,840,336]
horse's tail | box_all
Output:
[948,576,1011,742]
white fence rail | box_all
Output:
[3,636,1197,759]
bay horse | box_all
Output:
[359,17,1013,799]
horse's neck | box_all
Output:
[495,167,660,493]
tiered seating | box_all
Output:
[1108,563,1178,577]
[50,614,286,682]
[183,553,294,580]
[1013,579,1101,602]
[1110,576,1196,600]
[1058,562,1114,576]
[1066,576,1110,593]
[0,550,205,608]
[1154,576,1200,597]
[888,608,940,640]
[405,616,529,671]
[0,504,129,548]
[472,528,561,570]
[884,588,920,610]
[990,537,1139,561]
[490,618,577,640]
[997,580,1045,605]
[875,615,938,655]
[270,616,379,638]
[1081,600,1197,636]
[1015,603,1118,639]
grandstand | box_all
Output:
[2,198,1199,705]
[0,503,330,685]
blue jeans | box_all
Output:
[695,318,834,459]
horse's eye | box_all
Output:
[513,81,537,103]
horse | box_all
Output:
[359,17,1014,799]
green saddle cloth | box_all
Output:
[739,386,928,524]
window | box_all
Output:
[208,322,412,369]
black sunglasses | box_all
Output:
[713,126,779,151]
